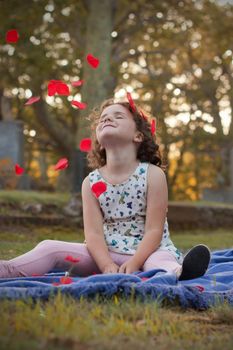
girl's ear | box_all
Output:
[135,131,144,142]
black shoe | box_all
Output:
[178,244,211,281]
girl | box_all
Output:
[0,98,210,280]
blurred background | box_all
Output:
[0,0,233,204]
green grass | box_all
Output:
[0,222,233,349]
[0,190,70,206]
[0,293,233,350]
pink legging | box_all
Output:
[1,240,182,278]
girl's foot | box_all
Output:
[178,244,210,281]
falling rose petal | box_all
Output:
[65,255,80,263]
[56,82,70,96]
[54,158,69,171]
[79,138,92,152]
[151,119,156,135]
[48,81,57,96]
[86,54,99,68]
[139,110,148,122]
[71,100,87,110]
[60,276,73,284]
[48,80,70,96]
[25,96,41,106]
[6,29,19,43]
[15,164,24,175]
[91,181,107,198]
[71,79,84,87]
[126,92,136,112]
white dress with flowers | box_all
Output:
[87,162,183,263]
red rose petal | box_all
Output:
[91,181,107,198]
[71,80,84,87]
[6,29,19,43]
[54,158,69,171]
[48,81,57,96]
[48,80,70,96]
[86,54,99,68]
[195,285,205,292]
[139,110,148,122]
[15,164,24,175]
[60,276,73,284]
[79,138,92,152]
[126,92,136,112]
[56,82,70,96]
[65,255,80,263]
[151,119,156,135]
[71,100,87,110]
[25,96,41,106]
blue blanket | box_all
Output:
[0,249,232,309]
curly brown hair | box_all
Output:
[86,98,165,171]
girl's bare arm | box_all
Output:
[81,176,114,272]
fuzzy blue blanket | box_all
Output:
[0,249,232,309]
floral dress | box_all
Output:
[88,162,183,264]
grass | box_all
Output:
[0,190,70,206]
[0,225,233,349]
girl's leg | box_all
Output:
[0,240,102,278]
[142,249,182,276]
[0,240,132,278]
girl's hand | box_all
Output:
[102,262,119,274]
[118,259,141,274]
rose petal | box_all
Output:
[71,100,87,110]
[48,80,70,96]
[71,80,84,87]
[54,158,69,171]
[65,255,80,263]
[60,276,73,284]
[151,119,156,135]
[25,96,41,106]
[195,285,205,292]
[15,164,24,175]
[126,92,136,112]
[91,181,107,198]
[56,82,70,96]
[6,29,19,43]
[79,138,92,152]
[48,81,57,96]
[86,54,99,68]
[139,110,148,121]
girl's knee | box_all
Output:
[35,239,54,248]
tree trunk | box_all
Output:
[73,0,115,192]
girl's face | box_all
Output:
[96,104,143,149]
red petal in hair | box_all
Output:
[54,158,69,171]
[139,110,148,121]
[91,181,107,198]
[151,119,156,135]
[126,92,136,112]
[86,54,99,68]
[79,138,92,152]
